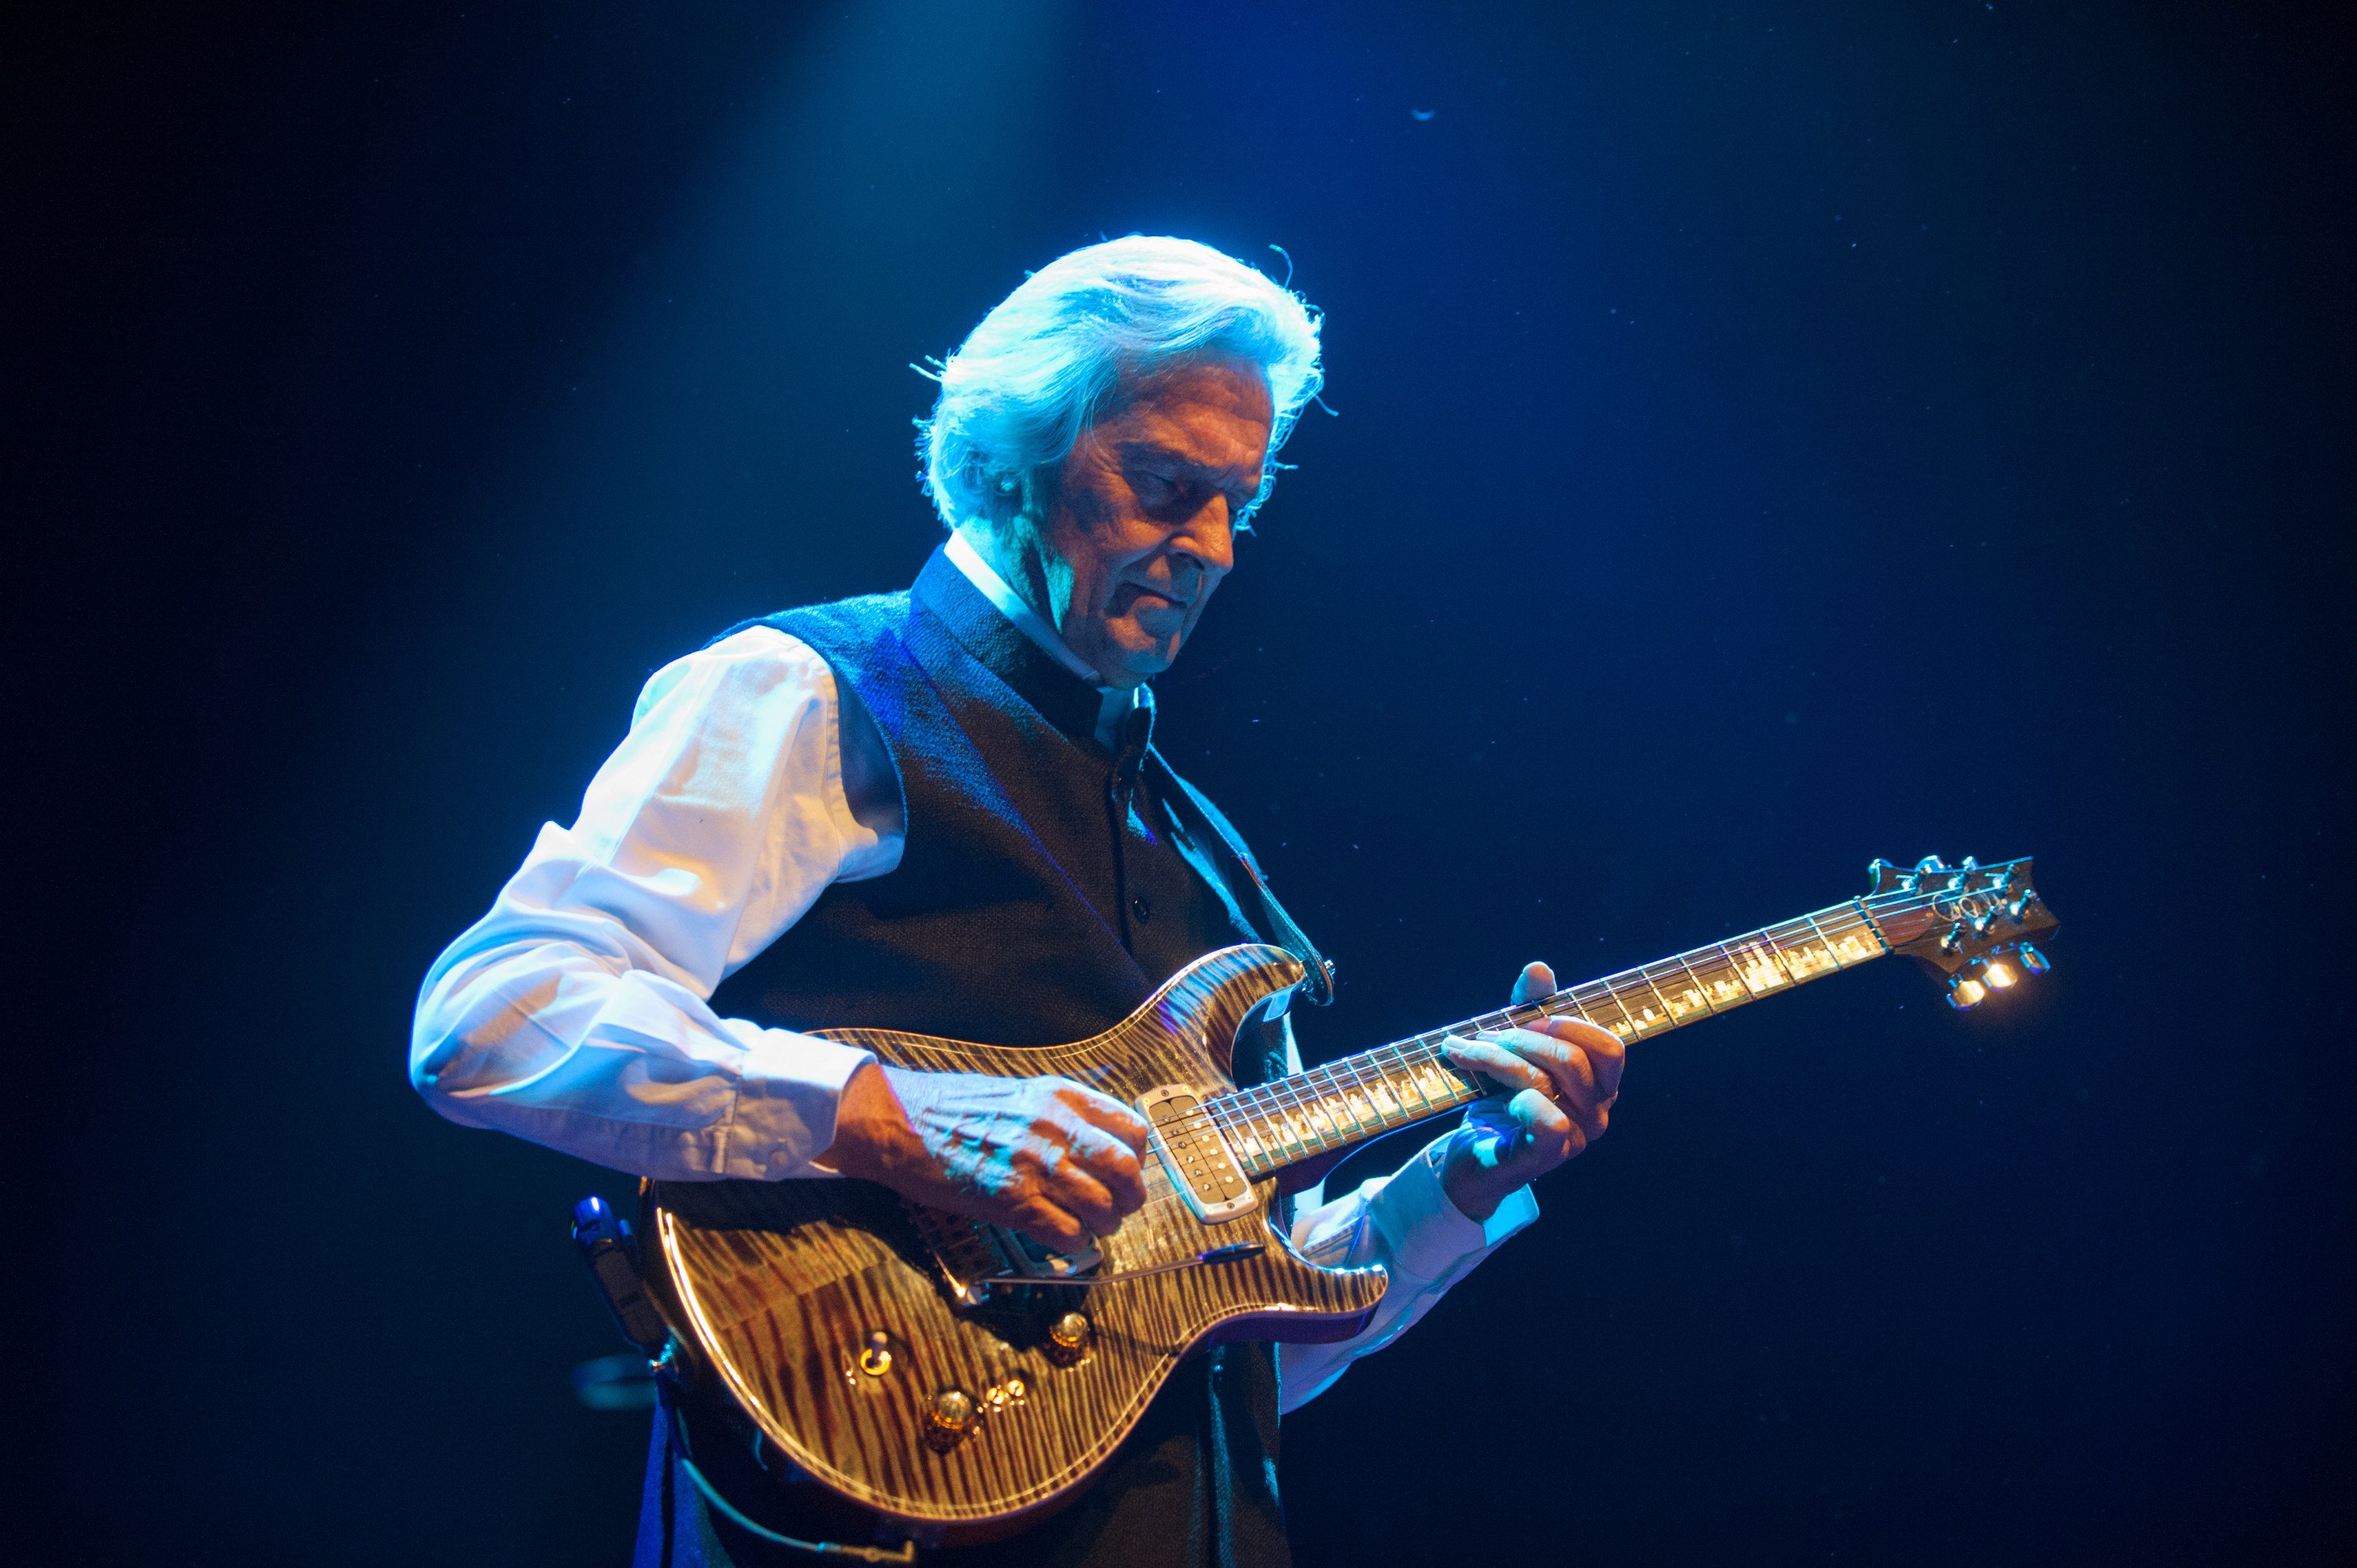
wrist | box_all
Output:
[1436,1129,1505,1225]
[823,1061,913,1181]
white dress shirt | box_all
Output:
[410,542,1537,1410]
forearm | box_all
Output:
[412,921,871,1181]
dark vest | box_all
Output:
[694,548,1295,1568]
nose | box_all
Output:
[1172,499,1236,579]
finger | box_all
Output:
[1491,1028,1598,1101]
[1043,1166,1128,1238]
[1511,961,1556,1006]
[1057,1081,1153,1152]
[1005,1193,1091,1252]
[1537,1016,1626,1102]
[1443,1036,1552,1097]
[1065,1122,1149,1214]
[1480,1029,1615,1141]
[1512,1088,1588,1162]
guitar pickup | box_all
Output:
[1137,1086,1257,1224]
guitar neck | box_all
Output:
[1207,897,1895,1180]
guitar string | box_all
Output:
[1009,880,2021,1252]
[1200,904,1883,1156]
[1159,881,2020,1166]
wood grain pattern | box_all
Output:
[645,943,1387,1536]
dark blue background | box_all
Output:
[10,2,2351,1562]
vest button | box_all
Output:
[1130,896,1153,924]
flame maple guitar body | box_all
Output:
[643,943,1387,1544]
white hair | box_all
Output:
[917,236,1324,532]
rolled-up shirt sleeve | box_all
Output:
[409,626,900,1181]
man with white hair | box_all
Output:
[411,236,1622,1566]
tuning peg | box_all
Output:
[1980,957,2018,991]
[1948,974,1987,1010]
[2018,943,2051,976]
[1916,855,1948,874]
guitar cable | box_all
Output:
[672,1444,918,1564]
[657,1357,921,1564]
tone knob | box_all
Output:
[1046,1311,1092,1365]
[923,1387,977,1453]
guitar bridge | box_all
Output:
[903,1202,1102,1308]
[1137,1085,1256,1224]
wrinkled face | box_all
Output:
[1017,354,1274,687]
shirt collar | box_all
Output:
[944,529,1145,747]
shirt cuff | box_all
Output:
[1367,1137,1541,1284]
[720,1028,876,1181]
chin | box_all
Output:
[1106,625,1182,677]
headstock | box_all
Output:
[1862,855,2059,1010]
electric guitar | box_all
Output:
[636,854,2057,1553]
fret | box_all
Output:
[1393,1039,1452,1116]
[1567,980,1635,1038]
[1246,1086,1299,1166]
[1285,1075,1340,1152]
[1406,1047,1473,1113]
[1318,1063,1380,1141]
[1761,917,1839,982]
[1684,947,1754,1010]
[1648,955,1720,1022]
[1801,910,1853,969]
[1321,1061,1371,1140]
[1830,905,1890,963]
[1601,974,1672,1039]
[1363,1050,1429,1127]
[1721,934,1795,997]
[1208,891,1900,1184]
[1358,1054,1408,1123]
[1615,971,1679,1037]
[1222,1106,1268,1167]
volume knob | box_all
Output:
[1046,1311,1092,1366]
[923,1387,977,1453]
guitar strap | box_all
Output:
[1144,749,1337,1009]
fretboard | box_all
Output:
[1204,898,1893,1179]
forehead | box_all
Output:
[1098,354,1275,472]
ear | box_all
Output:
[967,463,1031,530]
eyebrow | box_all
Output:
[1114,441,1262,496]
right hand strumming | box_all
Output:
[822,1064,1153,1251]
